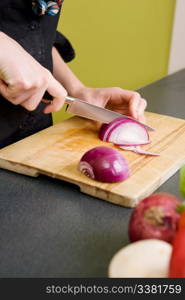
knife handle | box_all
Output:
[42,96,75,105]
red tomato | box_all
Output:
[169,227,185,277]
[178,210,185,229]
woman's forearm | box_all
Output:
[52,46,84,96]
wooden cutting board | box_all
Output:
[0,112,185,207]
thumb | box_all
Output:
[44,76,67,114]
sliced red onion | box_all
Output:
[99,118,150,146]
[119,145,160,157]
[79,161,95,179]
[78,146,130,183]
[116,141,151,146]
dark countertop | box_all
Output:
[1,69,185,278]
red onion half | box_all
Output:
[99,118,150,146]
[78,146,130,183]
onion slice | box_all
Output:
[119,145,160,157]
[99,118,150,146]
[78,146,130,182]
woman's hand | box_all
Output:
[52,47,147,122]
[72,87,147,123]
[0,32,67,112]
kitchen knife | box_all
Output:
[65,96,154,131]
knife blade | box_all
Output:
[65,96,154,131]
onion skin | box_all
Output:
[79,146,130,183]
[128,193,181,243]
[99,118,128,141]
[99,117,150,145]
[116,142,151,146]
[118,145,160,156]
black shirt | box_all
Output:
[0,0,74,148]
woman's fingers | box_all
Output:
[8,88,40,105]
[129,92,142,119]
[44,76,67,113]
[0,33,67,112]
[108,89,145,120]
[0,63,67,113]
[137,98,147,122]
[21,89,46,111]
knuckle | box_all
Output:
[134,91,140,98]
[41,76,48,87]
[37,77,47,88]
[17,80,32,90]
[12,99,20,105]
[113,87,121,93]
[32,81,40,89]
[44,69,51,80]
[23,99,39,111]
[44,68,51,77]
[31,79,46,89]
[9,98,19,105]
[30,81,39,89]
[27,107,34,112]
[39,70,50,87]
[25,104,37,111]
[116,87,122,91]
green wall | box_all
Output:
[53,0,176,123]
